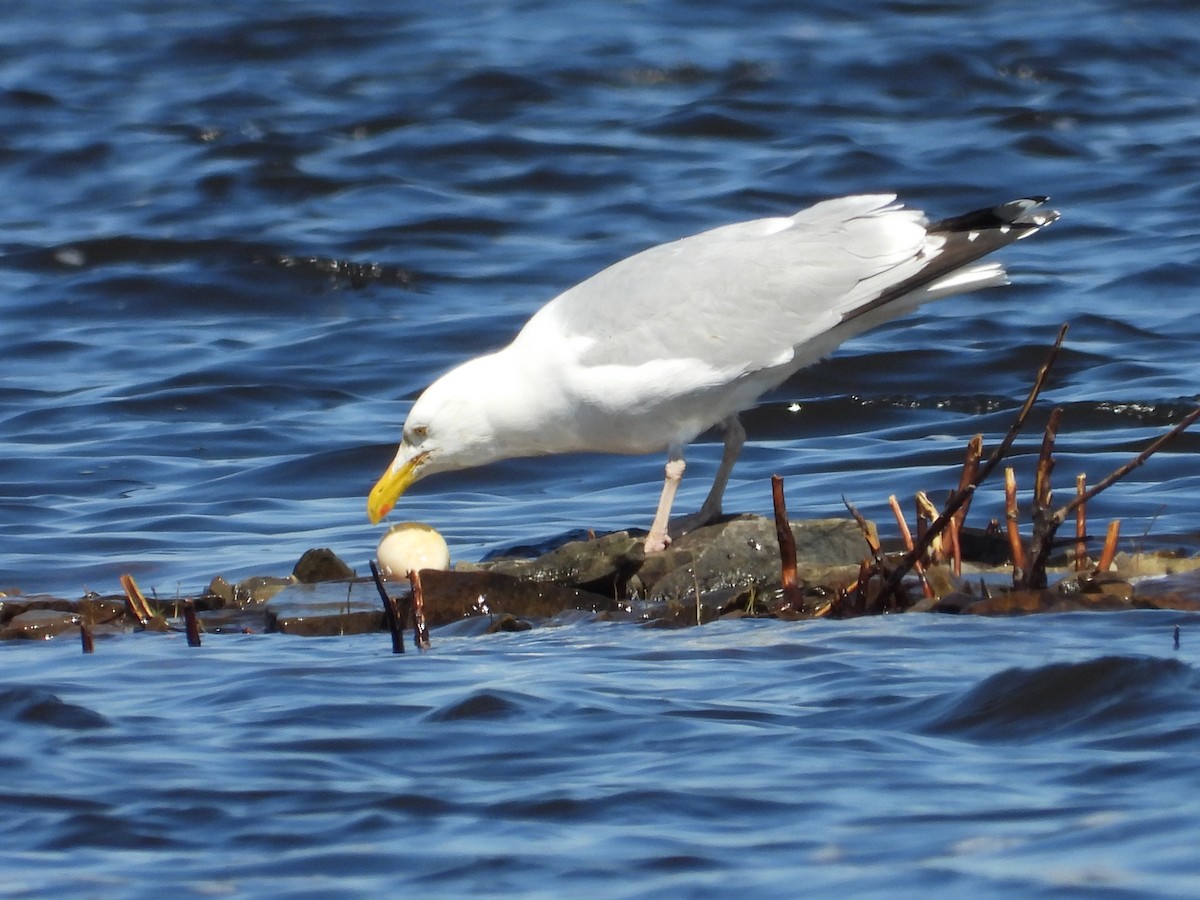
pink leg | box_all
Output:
[661,416,746,541]
[644,456,686,554]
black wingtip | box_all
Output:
[998,196,1059,228]
[932,196,1060,234]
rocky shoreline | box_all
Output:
[4,514,1200,644]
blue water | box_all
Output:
[3,0,1200,894]
[4,613,1200,897]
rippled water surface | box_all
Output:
[4,613,1200,897]
[3,0,1200,894]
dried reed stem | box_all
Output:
[1023,406,1200,583]
[1074,473,1088,571]
[183,600,201,648]
[947,515,963,578]
[409,569,431,650]
[956,435,984,528]
[843,496,883,563]
[119,573,157,625]
[1034,407,1062,511]
[1004,467,1027,581]
[879,324,1069,601]
[915,492,943,563]
[890,495,933,599]
[369,559,405,654]
[771,475,802,606]
[1097,520,1121,572]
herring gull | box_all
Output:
[368,194,1058,552]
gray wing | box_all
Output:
[515,195,1055,379]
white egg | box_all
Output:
[376,522,450,579]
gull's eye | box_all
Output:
[407,425,429,443]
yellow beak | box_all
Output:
[367,453,427,524]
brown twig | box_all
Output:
[915,492,943,563]
[1004,467,1027,583]
[844,496,892,611]
[1020,406,1065,588]
[119,573,154,623]
[409,569,431,650]
[879,323,1069,601]
[1024,405,1200,581]
[843,496,884,564]
[1074,473,1088,571]
[369,559,405,654]
[1034,407,1062,511]
[1097,520,1121,572]
[890,495,933,599]
[772,475,803,607]
[955,435,984,528]
[183,600,202,648]
[889,495,914,551]
[946,513,963,578]
[80,621,94,654]
[849,559,871,615]
[948,435,983,578]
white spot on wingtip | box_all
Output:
[967,231,980,242]
[999,225,1011,234]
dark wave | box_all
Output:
[0,686,110,731]
[924,656,1198,742]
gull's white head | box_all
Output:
[367,356,512,524]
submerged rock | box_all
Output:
[8,521,1200,644]
[2,608,80,640]
[417,569,618,627]
[230,575,294,606]
[265,582,383,636]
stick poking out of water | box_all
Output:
[410,569,431,651]
[879,323,1069,602]
[183,600,202,648]
[369,560,405,654]
[771,475,802,608]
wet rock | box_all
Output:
[1,594,75,620]
[264,582,382,636]
[1077,573,1135,602]
[463,530,643,597]
[206,576,235,606]
[293,548,355,583]
[195,606,265,634]
[632,515,870,602]
[960,585,1139,615]
[1,608,81,640]
[77,595,129,626]
[231,575,294,606]
[0,596,30,623]
[1127,569,1200,611]
[418,569,618,627]
[1111,551,1200,578]
[960,589,1060,615]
